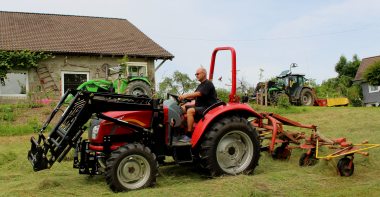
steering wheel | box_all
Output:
[167,93,180,103]
[167,93,191,104]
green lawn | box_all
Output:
[0,106,379,196]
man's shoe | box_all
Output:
[178,135,191,143]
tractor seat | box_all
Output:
[184,100,227,123]
[199,101,227,121]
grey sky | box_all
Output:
[2,0,380,88]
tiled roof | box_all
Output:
[354,55,380,81]
[0,11,174,59]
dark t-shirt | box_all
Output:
[195,79,217,108]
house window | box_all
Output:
[368,85,380,93]
[0,71,28,97]
[127,62,147,77]
[61,71,89,95]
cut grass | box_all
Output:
[0,107,379,196]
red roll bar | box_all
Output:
[209,47,237,103]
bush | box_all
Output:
[277,94,291,109]
[1,113,15,121]
[347,84,363,107]
[216,88,230,102]
[363,61,380,86]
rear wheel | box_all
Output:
[105,144,157,192]
[300,88,315,106]
[200,116,260,176]
[126,81,152,97]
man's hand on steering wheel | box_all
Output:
[178,94,193,104]
[178,94,186,101]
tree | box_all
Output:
[316,78,344,98]
[157,71,197,98]
[335,55,347,77]
[335,55,361,79]
[216,88,230,102]
[237,77,254,95]
[317,54,363,106]
[363,61,380,86]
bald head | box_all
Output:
[195,67,207,82]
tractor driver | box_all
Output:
[178,67,217,142]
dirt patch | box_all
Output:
[12,105,54,125]
[0,135,31,144]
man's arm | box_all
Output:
[179,91,201,101]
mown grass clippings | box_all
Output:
[0,105,379,196]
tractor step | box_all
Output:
[172,141,192,146]
[172,145,193,163]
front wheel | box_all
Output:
[126,80,152,97]
[105,144,157,192]
[200,116,260,176]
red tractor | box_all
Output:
[28,47,262,192]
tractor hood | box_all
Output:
[101,111,153,128]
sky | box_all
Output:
[2,0,380,89]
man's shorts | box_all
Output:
[185,105,206,116]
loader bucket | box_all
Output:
[28,136,49,171]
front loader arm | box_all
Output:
[28,90,155,171]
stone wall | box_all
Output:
[1,54,155,102]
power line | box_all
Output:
[153,24,377,42]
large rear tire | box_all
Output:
[126,80,152,97]
[105,144,157,192]
[300,88,315,106]
[200,116,260,176]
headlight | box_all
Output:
[91,125,100,139]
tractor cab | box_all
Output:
[276,70,308,89]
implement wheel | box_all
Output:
[337,157,354,177]
[200,116,260,176]
[272,146,291,160]
[105,144,157,192]
[299,153,318,166]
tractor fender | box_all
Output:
[128,77,151,86]
[191,103,263,148]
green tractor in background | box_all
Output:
[66,64,152,102]
[254,70,316,106]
